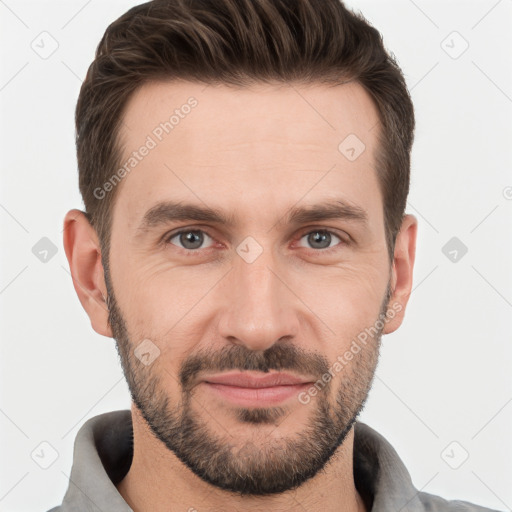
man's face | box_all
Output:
[105,80,393,494]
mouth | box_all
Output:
[200,371,314,407]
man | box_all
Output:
[51,0,500,510]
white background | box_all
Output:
[0,0,511,510]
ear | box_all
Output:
[62,209,113,338]
[383,214,417,334]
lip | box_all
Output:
[200,371,314,407]
[203,371,312,388]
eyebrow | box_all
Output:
[135,199,368,236]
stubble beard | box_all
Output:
[104,264,387,495]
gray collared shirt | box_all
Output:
[48,409,500,511]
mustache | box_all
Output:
[180,342,330,392]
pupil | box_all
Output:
[182,231,203,249]
[309,231,330,249]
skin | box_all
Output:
[63,80,417,512]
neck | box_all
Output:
[117,404,367,512]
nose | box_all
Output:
[216,247,300,352]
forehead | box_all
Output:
[113,79,382,232]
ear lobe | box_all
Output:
[383,214,417,335]
[63,209,113,338]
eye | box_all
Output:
[296,229,345,252]
[166,229,215,251]
[164,227,347,255]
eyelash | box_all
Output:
[163,227,350,256]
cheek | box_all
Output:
[307,263,388,321]
[300,265,387,364]
[114,259,219,352]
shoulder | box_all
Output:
[353,422,502,512]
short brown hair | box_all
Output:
[76,0,414,261]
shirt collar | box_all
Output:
[58,409,424,511]
[353,421,424,510]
